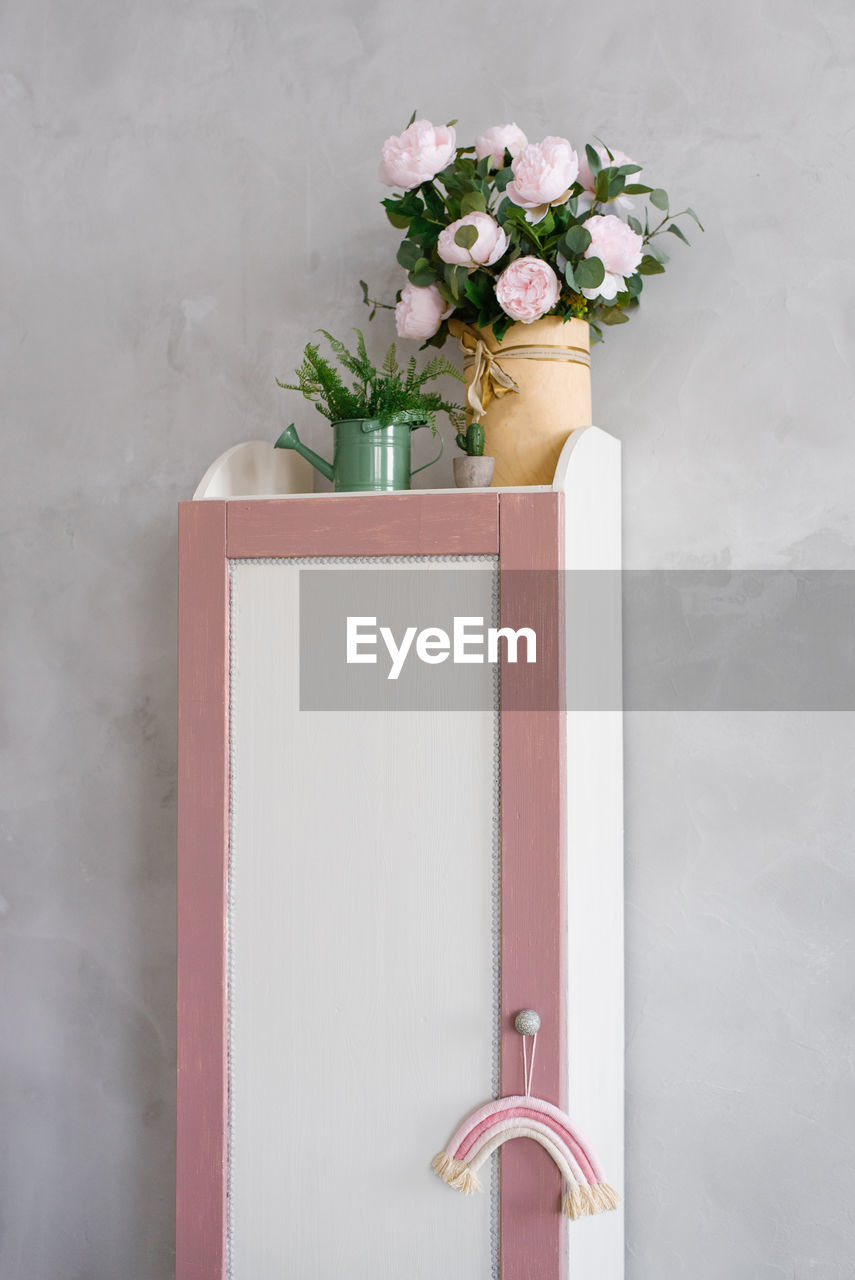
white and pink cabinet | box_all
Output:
[176,427,623,1280]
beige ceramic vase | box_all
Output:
[449,315,592,487]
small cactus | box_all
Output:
[456,422,485,457]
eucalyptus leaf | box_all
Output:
[585,143,602,176]
[607,173,626,198]
[616,164,643,176]
[563,260,577,290]
[563,224,592,255]
[623,184,652,195]
[600,307,630,325]
[627,215,643,234]
[494,167,514,192]
[406,109,417,128]
[649,188,669,210]
[460,190,487,215]
[686,207,705,231]
[637,255,666,275]
[573,256,605,289]
[409,263,438,287]
[447,264,469,299]
[386,209,412,229]
[595,170,611,203]
[396,240,422,270]
[666,223,690,245]
[454,224,479,250]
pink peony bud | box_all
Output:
[474,123,528,170]
[395,282,452,340]
[437,212,509,267]
[494,256,561,324]
[378,120,457,190]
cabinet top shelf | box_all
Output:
[191,427,614,503]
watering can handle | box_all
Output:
[410,431,444,477]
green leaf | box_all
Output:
[562,224,592,255]
[422,184,446,219]
[645,241,670,265]
[406,109,417,127]
[445,118,458,127]
[616,164,643,176]
[585,144,602,176]
[396,240,422,270]
[573,256,605,289]
[686,207,705,231]
[454,224,479,250]
[385,208,412,229]
[649,188,669,211]
[409,261,438,287]
[637,255,666,275]
[607,173,626,199]
[666,223,690,245]
[397,192,425,216]
[563,260,577,290]
[627,215,643,235]
[494,166,514,192]
[407,216,436,241]
[623,184,652,195]
[446,264,469,300]
[460,190,487,215]
[600,307,630,325]
[594,170,611,202]
[627,274,643,300]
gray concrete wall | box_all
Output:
[1,1,853,1276]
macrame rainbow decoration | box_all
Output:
[432,1010,618,1221]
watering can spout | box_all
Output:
[274,423,334,482]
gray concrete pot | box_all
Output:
[453,455,496,488]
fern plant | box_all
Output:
[277,329,466,432]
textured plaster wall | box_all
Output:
[1,1,854,1277]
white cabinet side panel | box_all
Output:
[228,560,497,1280]
[557,429,625,1280]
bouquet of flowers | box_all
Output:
[364,116,701,347]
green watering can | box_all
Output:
[274,418,443,493]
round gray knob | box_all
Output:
[514,1009,541,1036]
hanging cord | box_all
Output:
[515,1008,542,1097]
[521,1031,539,1097]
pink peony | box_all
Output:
[582,214,644,301]
[437,211,509,266]
[495,256,561,323]
[577,143,638,216]
[506,136,579,223]
[474,123,528,169]
[395,282,452,340]
[378,119,457,189]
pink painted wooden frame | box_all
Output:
[177,490,565,1280]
